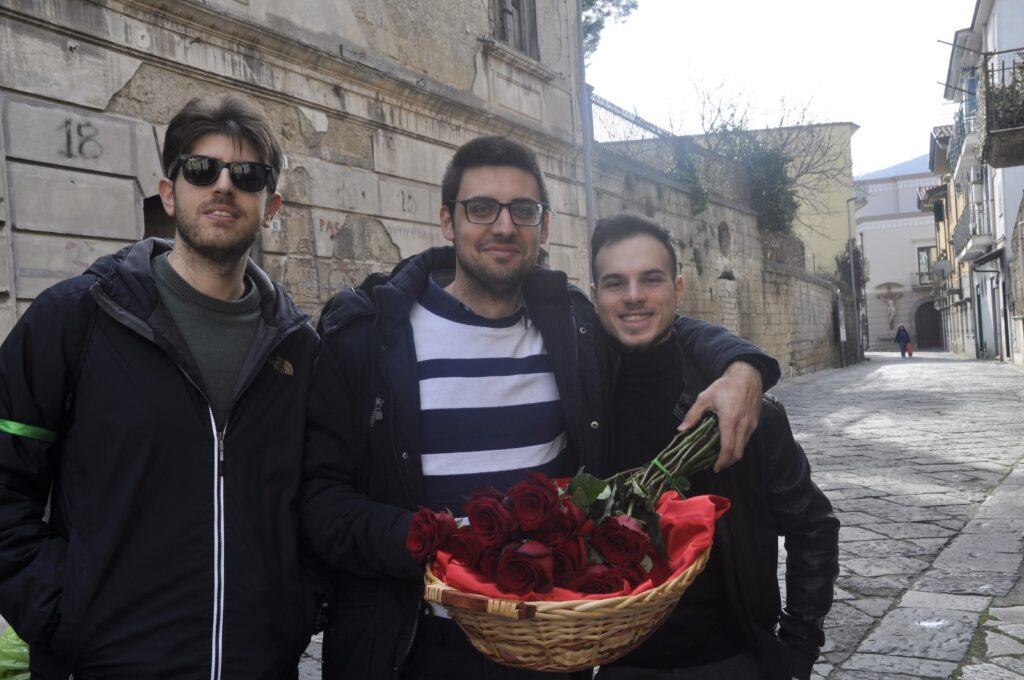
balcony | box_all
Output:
[953,203,993,262]
[911,271,934,290]
[980,53,1024,168]
[947,101,978,174]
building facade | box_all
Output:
[855,163,943,352]
[930,0,1024,361]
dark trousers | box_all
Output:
[595,651,766,680]
[401,611,586,680]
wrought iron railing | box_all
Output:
[953,203,987,255]
[981,53,1024,136]
[947,101,978,172]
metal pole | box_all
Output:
[847,198,863,359]
[574,0,597,270]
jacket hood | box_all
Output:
[86,238,308,328]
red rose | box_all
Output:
[446,526,486,569]
[551,536,588,586]
[495,540,554,595]
[533,496,593,544]
[566,563,625,594]
[479,548,501,579]
[507,471,560,532]
[405,507,457,562]
[464,494,518,549]
[614,562,649,587]
[591,514,653,568]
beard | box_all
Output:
[455,238,536,300]
[173,194,261,266]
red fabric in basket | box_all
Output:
[434,492,730,601]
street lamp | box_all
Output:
[846,196,865,360]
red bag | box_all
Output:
[907,342,913,357]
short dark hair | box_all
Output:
[162,95,283,193]
[441,136,549,207]
[591,213,678,278]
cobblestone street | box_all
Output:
[771,351,1024,679]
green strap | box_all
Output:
[0,419,58,443]
[652,458,673,477]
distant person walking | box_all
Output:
[895,324,912,358]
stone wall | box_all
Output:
[591,150,841,377]
[0,0,845,376]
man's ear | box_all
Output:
[440,204,455,243]
[264,191,282,224]
[157,177,175,218]
[539,211,550,244]
[674,275,685,299]
[590,282,597,301]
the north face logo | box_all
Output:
[270,356,294,376]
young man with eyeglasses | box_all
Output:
[0,95,326,678]
[301,136,781,679]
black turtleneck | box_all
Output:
[608,332,742,669]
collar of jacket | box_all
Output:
[318,245,574,336]
[86,237,308,330]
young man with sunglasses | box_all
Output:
[0,95,325,678]
[301,136,781,679]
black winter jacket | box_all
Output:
[300,247,780,680]
[0,239,323,679]
[622,317,837,680]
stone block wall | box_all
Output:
[0,0,845,376]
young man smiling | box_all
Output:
[590,213,839,680]
[301,137,782,679]
[0,96,323,678]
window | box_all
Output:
[917,246,935,274]
[495,0,539,59]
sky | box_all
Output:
[585,0,974,177]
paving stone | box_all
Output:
[861,521,955,539]
[842,555,930,577]
[986,630,1024,657]
[934,548,1023,574]
[857,607,977,660]
[959,662,1024,679]
[899,590,991,612]
[914,570,1019,597]
[990,606,1024,625]
[841,652,956,677]
[845,596,893,618]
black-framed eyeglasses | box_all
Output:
[453,198,550,227]
[169,154,277,193]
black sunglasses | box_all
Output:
[170,154,276,193]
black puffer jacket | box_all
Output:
[0,239,323,679]
[300,247,781,679]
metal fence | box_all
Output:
[588,91,750,205]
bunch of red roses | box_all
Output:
[408,471,658,595]
[407,416,722,597]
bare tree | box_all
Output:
[682,84,853,236]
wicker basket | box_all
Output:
[422,547,710,672]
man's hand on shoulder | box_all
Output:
[677,360,763,472]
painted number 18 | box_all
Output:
[58,117,103,160]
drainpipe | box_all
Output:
[575,0,596,276]
[970,266,980,358]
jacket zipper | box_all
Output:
[176,365,226,680]
[209,410,226,680]
[380,343,421,677]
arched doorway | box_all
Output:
[915,302,942,348]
